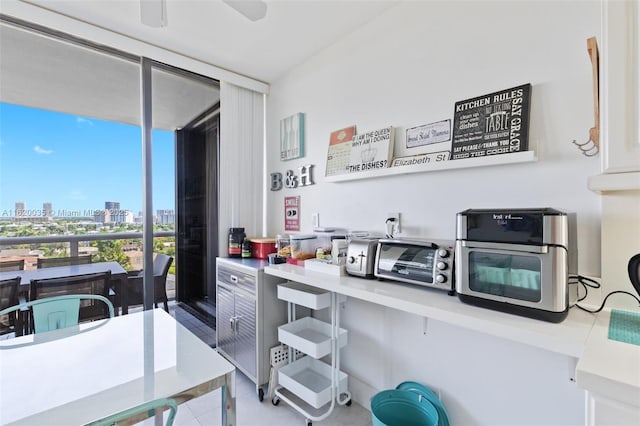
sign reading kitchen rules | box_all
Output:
[450,84,531,160]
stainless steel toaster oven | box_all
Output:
[374,238,455,294]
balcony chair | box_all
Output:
[0,294,114,334]
[86,398,177,426]
[0,259,25,272]
[121,254,173,313]
[0,277,20,336]
[37,255,92,269]
[30,272,112,327]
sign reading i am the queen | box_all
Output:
[450,84,531,160]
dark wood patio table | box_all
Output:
[0,261,128,314]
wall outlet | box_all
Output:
[386,212,401,234]
[312,212,320,228]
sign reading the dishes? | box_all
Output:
[346,126,394,173]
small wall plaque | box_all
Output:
[280,113,305,161]
[284,196,300,231]
[406,119,451,148]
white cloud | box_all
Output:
[76,117,94,126]
[34,145,53,155]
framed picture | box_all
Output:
[450,84,531,160]
[284,196,300,231]
[406,119,451,148]
[325,125,356,176]
[280,113,305,161]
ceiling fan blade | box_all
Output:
[140,0,168,28]
[223,0,267,22]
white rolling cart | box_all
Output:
[272,281,352,426]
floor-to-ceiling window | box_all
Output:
[0,16,220,313]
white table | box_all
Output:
[0,309,236,425]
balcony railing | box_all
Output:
[0,231,174,257]
[0,231,177,300]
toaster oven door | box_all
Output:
[455,241,568,312]
[376,244,435,284]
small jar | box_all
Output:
[241,238,252,258]
[331,239,348,265]
[275,234,291,257]
[228,227,245,258]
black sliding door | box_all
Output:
[176,105,219,318]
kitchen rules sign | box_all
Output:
[284,196,300,231]
[450,84,531,160]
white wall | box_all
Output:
[267,0,601,276]
[266,2,601,424]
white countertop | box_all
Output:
[576,309,640,407]
[264,263,596,358]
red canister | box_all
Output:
[249,238,277,259]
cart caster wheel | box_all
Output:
[346,399,352,406]
[272,396,280,406]
[257,387,264,402]
[306,420,312,426]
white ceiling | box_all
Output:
[18,0,400,84]
[0,0,398,129]
[0,22,221,129]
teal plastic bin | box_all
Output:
[396,381,450,426]
[371,389,439,426]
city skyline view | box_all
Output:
[0,102,176,217]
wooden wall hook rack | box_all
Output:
[573,36,600,157]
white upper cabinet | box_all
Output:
[601,0,640,173]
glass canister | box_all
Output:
[289,234,318,260]
[228,227,245,258]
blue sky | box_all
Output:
[0,102,175,216]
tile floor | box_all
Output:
[144,371,372,426]
[163,302,372,426]
[168,301,216,347]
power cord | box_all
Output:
[568,275,600,302]
[569,274,640,313]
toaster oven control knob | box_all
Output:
[436,274,447,283]
[348,256,356,264]
[438,249,449,258]
[437,261,448,270]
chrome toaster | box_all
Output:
[346,238,379,278]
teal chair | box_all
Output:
[86,398,177,426]
[0,294,114,334]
